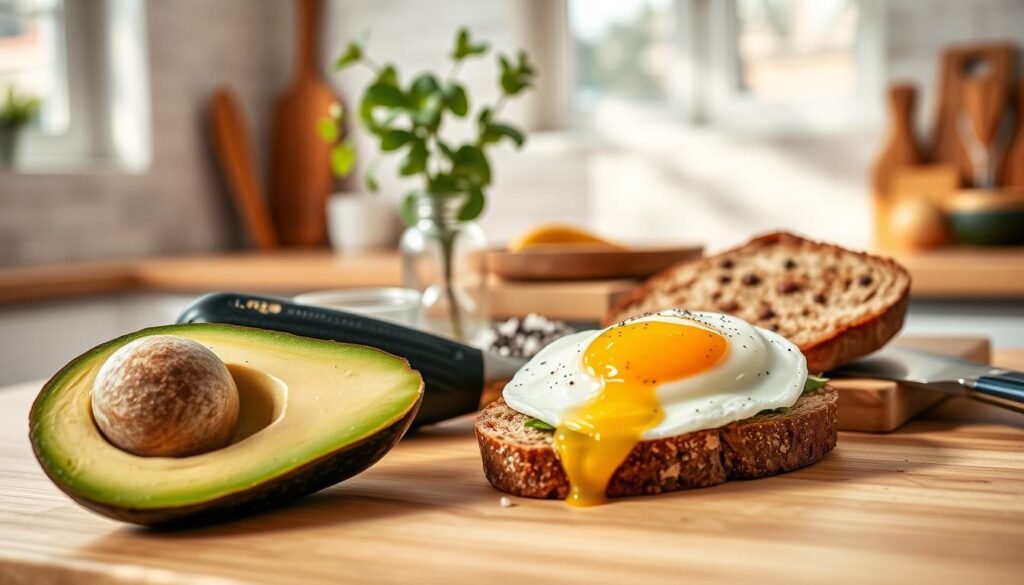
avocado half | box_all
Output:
[29,323,423,526]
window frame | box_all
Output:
[11,0,150,172]
[552,0,886,135]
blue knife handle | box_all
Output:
[176,292,486,427]
[973,372,1024,414]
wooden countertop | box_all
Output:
[0,350,1022,584]
[0,246,1021,310]
[0,251,402,305]
[888,246,1024,299]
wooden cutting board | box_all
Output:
[487,245,702,281]
[267,0,337,247]
[487,276,638,320]
[833,336,990,432]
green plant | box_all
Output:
[0,86,41,129]
[318,28,536,226]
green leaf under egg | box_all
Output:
[524,418,555,432]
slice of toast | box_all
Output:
[475,389,837,499]
[605,232,911,373]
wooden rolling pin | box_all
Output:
[208,88,279,250]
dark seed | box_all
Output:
[777,280,800,294]
[719,274,732,284]
[859,274,873,286]
[720,259,734,269]
[742,273,761,286]
[783,259,797,269]
[814,292,827,304]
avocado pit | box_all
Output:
[91,335,240,457]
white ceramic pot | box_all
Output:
[326,193,400,253]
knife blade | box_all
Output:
[176,292,526,427]
[830,345,1024,414]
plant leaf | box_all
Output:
[477,107,492,125]
[451,145,491,185]
[364,82,408,109]
[413,93,443,128]
[334,40,362,69]
[436,139,456,159]
[498,51,535,96]
[409,73,440,103]
[458,186,486,221]
[330,141,356,177]
[380,129,415,151]
[482,122,525,148]
[524,418,555,432]
[451,27,489,61]
[428,172,459,194]
[803,375,829,393]
[399,140,428,176]
[442,82,469,116]
[399,191,419,227]
[375,64,398,86]
[316,117,339,143]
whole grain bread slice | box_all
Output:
[475,389,837,500]
[605,232,911,373]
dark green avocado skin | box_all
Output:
[40,394,421,527]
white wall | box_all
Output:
[322,0,1024,253]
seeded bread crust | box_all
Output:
[475,389,837,500]
[604,232,911,373]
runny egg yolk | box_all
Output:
[553,320,728,506]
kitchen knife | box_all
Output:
[830,345,1024,413]
[176,292,526,426]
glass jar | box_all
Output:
[399,193,488,341]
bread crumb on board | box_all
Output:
[499,496,514,508]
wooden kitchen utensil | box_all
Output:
[268,0,338,248]
[208,88,279,250]
[963,75,1007,187]
[932,43,1015,185]
[833,336,990,432]
[872,83,925,248]
[1000,81,1024,187]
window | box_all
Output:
[0,0,150,171]
[0,0,67,134]
[562,0,882,132]
[568,0,675,107]
[735,0,859,100]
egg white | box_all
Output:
[502,310,807,439]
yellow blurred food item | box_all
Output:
[509,224,625,252]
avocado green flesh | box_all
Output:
[30,323,423,510]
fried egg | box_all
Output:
[502,310,807,506]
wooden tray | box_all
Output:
[834,336,990,432]
[487,245,702,281]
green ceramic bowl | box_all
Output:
[946,189,1024,246]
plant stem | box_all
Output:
[438,228,464,340]
[360,57,383,75]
